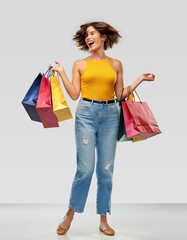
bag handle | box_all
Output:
[119,86,142,103]
[49,68,61,84]
[120,86,132,102]
[129,85,142,103]
[56,72,60,83]
[44,66,53,78]
[119,88,125,103]
[127,86,131,99]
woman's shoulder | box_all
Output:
[108,57,123,74]
[73,58,87,68]
[109,57,122,65]
[73,59,87,75]
[73,58,85,64]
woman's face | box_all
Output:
[85,26,106,51]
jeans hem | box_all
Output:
[68,203,84,213]
[96,209,111,215]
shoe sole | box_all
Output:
[99,226,115,236]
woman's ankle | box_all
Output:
[66,206,74,218]
[100,215,107,223]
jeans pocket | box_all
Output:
[76,102,92,112]
[108,103,119,114]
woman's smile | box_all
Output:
[88,41,95,48]
[89,42,95,48]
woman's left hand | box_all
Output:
[140,73,155,82]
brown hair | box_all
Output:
[72,21,122,52]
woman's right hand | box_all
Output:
[48,61,65,75]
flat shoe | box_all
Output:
[56,224,70,235]
[99,226,115,236]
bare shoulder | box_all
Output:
[73,58,87,66]
[73,59,87,75]
[73,59,84,66]
[109,57,122,66]
[109,57,123,74]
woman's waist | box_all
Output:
[81,91,115,102]
[81,97,116,104]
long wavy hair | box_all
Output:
[72,21,122,52]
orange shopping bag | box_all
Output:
[50,69,73,122]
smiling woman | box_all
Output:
[51,21,155,237]
[72,22,122,52]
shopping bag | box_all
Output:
[117,103,133,142]
[50,69,73,122]
[21,73,43,122]
[36,67,59,128]
[122,88,162,138]
[129,91,147,143]
[117,87,132,142]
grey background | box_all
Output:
[0,0,186,203]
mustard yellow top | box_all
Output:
[80,56,117,100]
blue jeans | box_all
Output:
[68,98,119,215]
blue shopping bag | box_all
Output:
[21,67,53,122]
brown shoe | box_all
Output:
[57,206,74,235]
[56,224,70,235]
[56,215,72,235]
[99,226,115,236]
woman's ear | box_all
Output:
[101,34,107,42]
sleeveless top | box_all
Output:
[80,56,117,100]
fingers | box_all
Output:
[55,61,63,67]
[145,76,155,81]
[48,62,57,71]
[47,61,63,73]
[51,67,57,71]
[49,61,62,67]
[144,73,154,77]
[143,73,155,80]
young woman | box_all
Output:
[50,21,155,236]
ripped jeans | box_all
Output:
[68,98,119,215]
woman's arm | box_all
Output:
[49,60,81,101]
[114,60,155,101]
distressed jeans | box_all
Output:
[68,98,119,215]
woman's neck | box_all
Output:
[89,51,107,61]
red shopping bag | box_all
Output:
[36,68,59,128]
[122,89,161,138]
